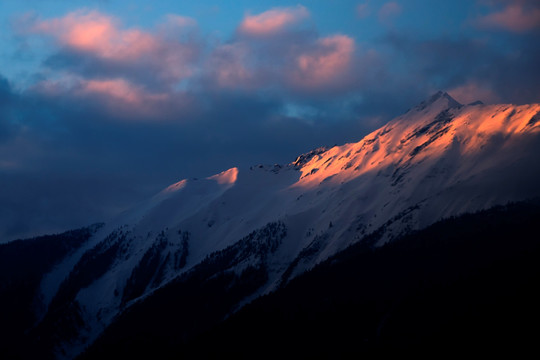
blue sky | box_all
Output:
[0,0,539,240]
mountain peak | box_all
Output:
[207,167,239,185]
[468,100,484,106]
[292,147,329,168]
[415,91,462,111]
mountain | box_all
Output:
[1,92,539,359]
[83,200,540,358]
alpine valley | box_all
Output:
[2,92,540,359]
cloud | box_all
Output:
[31,10,153,59]
[290,35,356,91]
[78,78,177,119]
[205,32,359,95]
[205,42,257,89]
[202,24,364,98]
[378,2,402,24]
[448,81,500,104]
[0,76,21,145]
[238,5,309,36]
[16,7,363,113]
[28,76,197,122]
[83,79,152,103]
[382,32,540,105]
[161,14,197,31]
[18,9,199,91]
[476,3,540,32]
[356,3,371,19]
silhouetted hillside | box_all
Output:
[80,201,540,358]
[0,224,102,359]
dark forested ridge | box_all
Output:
[0,224,102,359]
[80,200,540,359]
[78,221,287,360]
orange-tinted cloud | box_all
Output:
[206,32,359,94]
[19,7,364,117]
[238,5,309,36]
[476,3,540,32]
[292,35,355,90]
[82,79,168,104]
[31,76,173,119]
[79,78,179,120]
[31,10,155,60]
[25,10,198,84]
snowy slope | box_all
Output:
[35,92,540,358]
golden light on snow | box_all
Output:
[208,167,239,185]
[293,101,540,190]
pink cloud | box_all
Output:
[78,78,183,120]
[82,79,166,104]
[26,10,198,83]
[206,30,358,94]
[378,2,402,24]
[292,35,355,90]
[37,76,205,125]
[20,7,365,110]
[31,10,152,59]
[476,3,540,32]
[238,5,309,36]
[31,76,176,120]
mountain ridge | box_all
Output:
[2,93,540,359]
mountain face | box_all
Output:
[2,92,540,359]
[83,200,540,358]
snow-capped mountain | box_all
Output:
[5,92,540,358]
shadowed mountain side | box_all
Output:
[0,225,102,359]
[79,200,540,358]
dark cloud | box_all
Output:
[0,76,19,143]
[380,31,540,104]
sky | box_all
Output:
[0,0,539,241]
